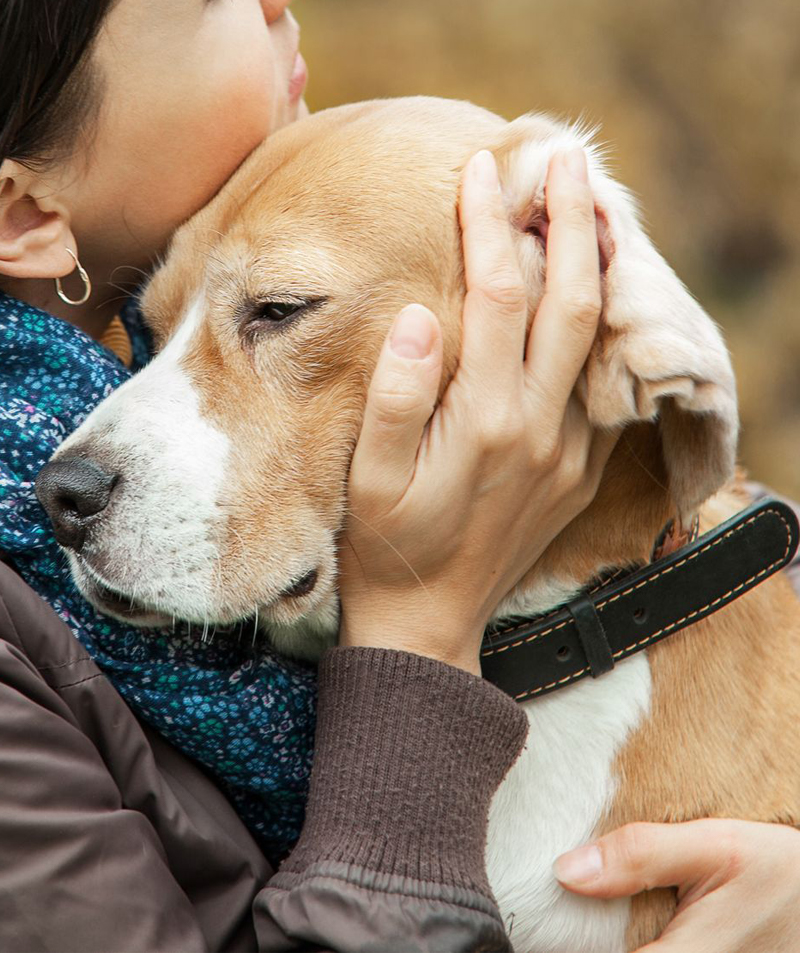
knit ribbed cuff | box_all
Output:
[281,647,528,897]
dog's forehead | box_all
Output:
[144,98,506,340]
[226,98,506,239]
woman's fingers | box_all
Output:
[458,150,529,393]
[349,304,443,504]
[554,820,747,900]
[556,820,800,953]
[525,149,602,417]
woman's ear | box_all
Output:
[0,160,77,280]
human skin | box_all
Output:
[555,819,800,952]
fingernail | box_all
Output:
[390,304,436,360]
[470,149,499,190]
[553,845,603,885]
[563,148,589,183]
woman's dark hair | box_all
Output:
[0,0,117,167]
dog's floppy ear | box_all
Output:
[491,114,738,519]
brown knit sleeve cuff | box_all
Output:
[280,646,528,898]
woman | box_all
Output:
[0,2,797,951]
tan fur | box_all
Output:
[598,486,800,948]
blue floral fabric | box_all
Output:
[0,291,316,861]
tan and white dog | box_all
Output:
[39,98,800,952]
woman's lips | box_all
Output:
[289,52,308,102]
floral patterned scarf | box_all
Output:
[0,291,316,861]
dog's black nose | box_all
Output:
[35,458,118,552]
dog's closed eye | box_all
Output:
[238,297,328,342]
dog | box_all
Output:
[35,98,800,951]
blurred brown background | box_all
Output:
[296,0,800,497]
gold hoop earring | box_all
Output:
[55,248,92,306]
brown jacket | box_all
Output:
[0,560,528,953]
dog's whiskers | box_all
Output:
[98,291,139,312]
[109,263,150,284]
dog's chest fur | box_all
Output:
[485,653,652,953]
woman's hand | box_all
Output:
[555,819,800,952]
[338,148,618,675]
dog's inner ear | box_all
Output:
[515,199,615,276]
[518,203,549,247]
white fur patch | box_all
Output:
[487,653,651,953]
[57,299,232,621]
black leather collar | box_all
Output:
[481,499,799,701]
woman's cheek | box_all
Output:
[201,55,280,161]
[164,72,277,219]
[78,43,284,262]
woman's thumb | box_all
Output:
[350,304,443,501]
[553,821,731,900]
